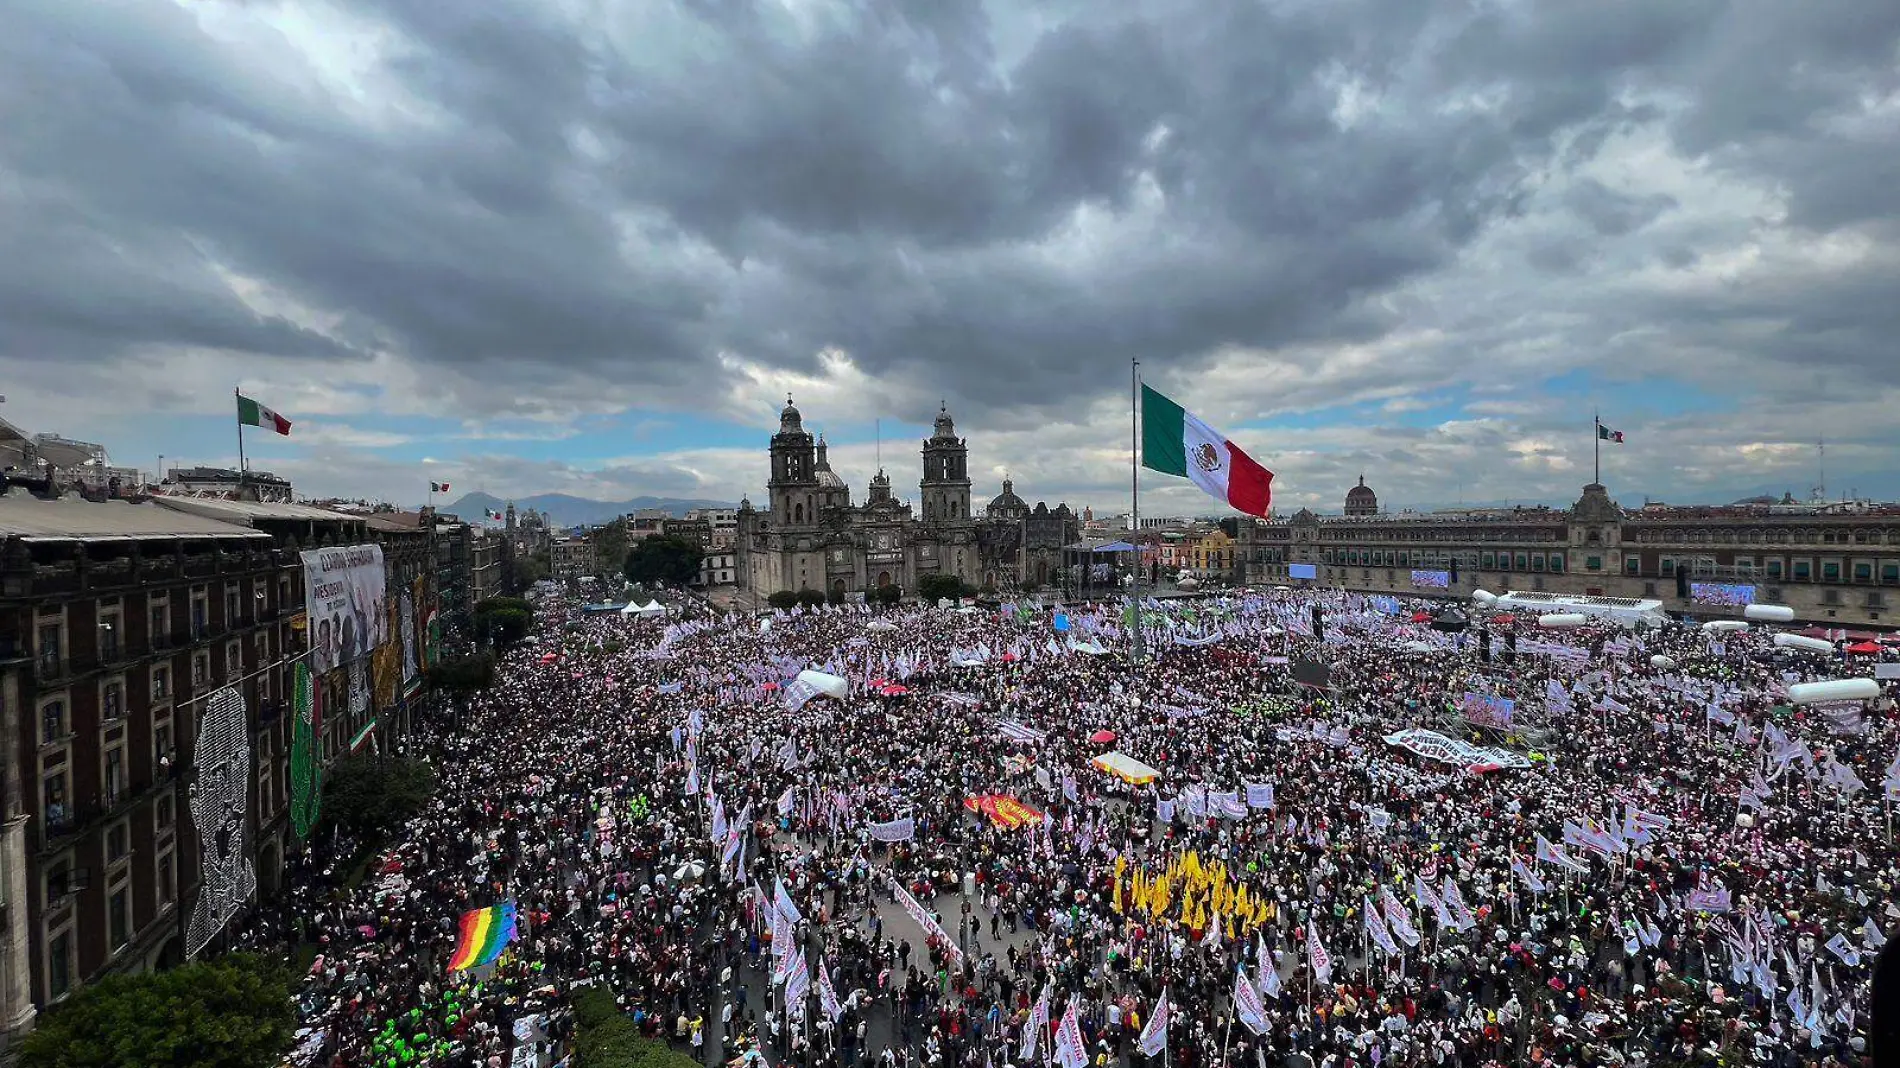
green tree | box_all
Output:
[322,756,437,843]
[766,590,799,610]
[570,987,698,1068]
[870,583,902,606]
[474,596,534,646]
[425,652,496,696]
[20,953,295,1068]
[795,589,827,608]
[916,573,968,604]
[623,535,703,587]
[826,586,847,605]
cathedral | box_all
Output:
[736,397,1079,599]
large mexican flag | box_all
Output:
[1141,384,1274,517]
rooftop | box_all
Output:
[0,494,269,542]
[154,496,365,526]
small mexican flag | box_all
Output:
[1597,422,1624,443]
[236,393,292,435]
[1140,384,1273,517]
[431,481,451,493]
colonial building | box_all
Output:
[737,399,984,599]
[975,480,1081,591]
[0,484,307,1036]
[1236,479,1900,627]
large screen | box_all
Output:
[1411,569,1450,588]
[1459,691,1515,728]
[1288,563,1318,580]
[1690,582,1755,607]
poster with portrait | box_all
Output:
[301,544,388,675]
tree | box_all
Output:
[474,596,534,647]
[916,573,968,604]
[826,586,847,605]
[869,583,902,606]
[425,652,496,697]
[795,589,827,608]
[322,756,437,843]
[570,987,698,1068]
[20,953,295,1068]
[766,590,799,610]
[624,535,703,587]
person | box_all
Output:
[247,590,1885,1068]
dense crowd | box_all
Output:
[245,587,1896,1068]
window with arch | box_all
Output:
[793,503,804,524]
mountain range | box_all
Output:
[438,491,737,527]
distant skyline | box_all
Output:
[4,2,1897,516]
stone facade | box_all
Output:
[737,400,988,599]
[1235,481,1900,627]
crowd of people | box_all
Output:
[247,585,1895,1068]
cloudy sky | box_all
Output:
[5,0,1898,518]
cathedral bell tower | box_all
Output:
[768,394,820,527]
[920,401,972,523]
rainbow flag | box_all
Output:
[447,901,517,972]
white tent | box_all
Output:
[621,600,665,617]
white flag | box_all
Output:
[1233,966,1268,1035]
[1021,984,1050,1062]
[1053,999,1088,1068]
[1308,922,1333,984]
[1137,988,1170,1057]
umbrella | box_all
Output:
[1845,641,1881,655]
[1089,729,1117,744]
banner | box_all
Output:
[1410,569,1450,589]
[401,577,422,697]
[868,816,915,842]
[301,545,388,675]
[963,794,1045,829]
[289,663,322,840]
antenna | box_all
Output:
[875,419,881,471]
[1812,438,1826,504]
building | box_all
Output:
[159,467,294,504]
[666,517,713,550]
[0,421,142,500]
[549,536,591,581]
[975,480,1081,590]
[0,480,316,1040]
[698,551,737,587]
[1344,476,1379,517]
[737,400,984,600]
[1235,479,1900,627]
[468,530,503,605]
[684,508,739,549]
[501,504,550,556]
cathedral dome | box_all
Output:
[1345,475,1378,516]
[988,478,1027,516]
[815,435,847,490]
[778,394,804,434]
[931,401,957,441]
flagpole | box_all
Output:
[1593,408,1600,485]
[1131,357,1144,665]
[234,387,248,484]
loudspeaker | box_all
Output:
[1676,569,1690,599]
[1479,629,1492,662]
[1311,606,1325,641]
[1504,632,1517,665]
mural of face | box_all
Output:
[187,687,256,957]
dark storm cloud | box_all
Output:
[0,0,1896,436]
